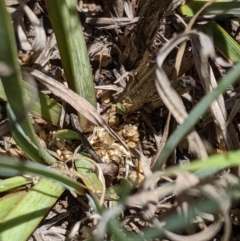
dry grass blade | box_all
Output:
[125,174,174,208]
[95,204,125,241]
[139,167,233,240]
[153,29,239,170]
[198,185,232,241]
[4,0,21,6]
[174,0,216,78]
[151,113,171,167]
[192,38,239,151]
[155,30,209,160]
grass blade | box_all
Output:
[0,1,56,165]
[0,190,27,220]
[202,21,240,63]
[75,154,103,191]
[0,176,32,193]
[153,61,240,171]
[54,129,80,140]
[45,0,96,128]
[166,151,240,175]
[178,0,240,18]
[7,104,46,163]
[0,155,86,195]
[0,179,64,241]
[0,80,61,126]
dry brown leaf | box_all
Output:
[174,0,216,78]
[125,181,174,209]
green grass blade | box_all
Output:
[202,21,240,63]
[153,61,240,171]
[0,179,64,241]
[178,1,240,63]
[0,190,27,220]
[0,1,56,165]
[0,176,32,193]
[0,1,27,120]
[54,129,80,140]
[7,104,47,164]
[7,104,56,164]
[178,0,240,18]
[75,154,103,191]
[45,0,96,128]
[0,155,86,195]
[0,80,61,126]
[166,151,240,174]
[0,1,32,136]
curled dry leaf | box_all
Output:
[155,31,219,117]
